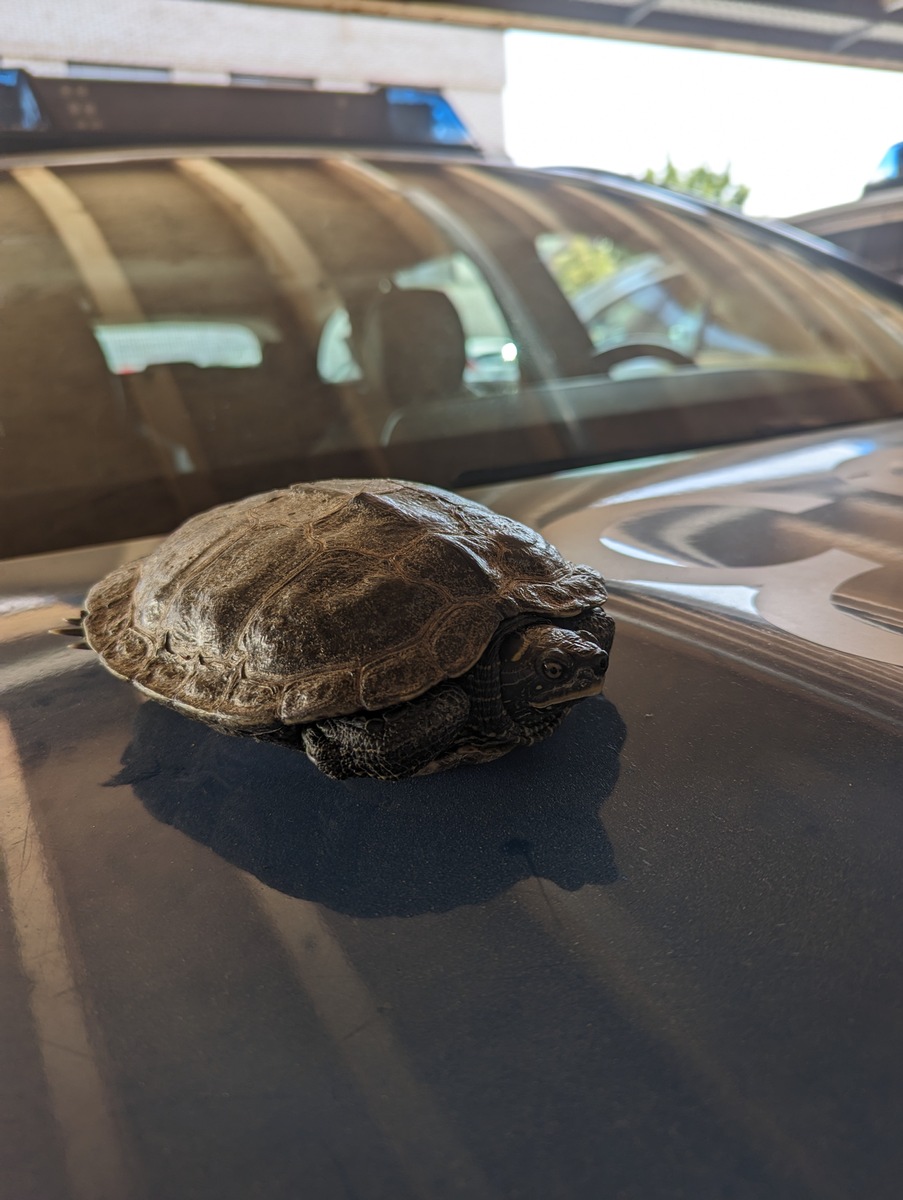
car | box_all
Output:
[792,188,903,283]
[2,71,903,1200]
[791,144,903,282]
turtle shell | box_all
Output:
[83,479,608,729]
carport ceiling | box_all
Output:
[234,0,903,69]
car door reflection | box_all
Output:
[112,696,625,917]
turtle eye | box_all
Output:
[541,657,566,680]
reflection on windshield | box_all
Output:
[317,252,520,393]
[537,225,841,367]
[4,153,903,557]
[94,320,274,373]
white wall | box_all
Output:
[1,0,506,151]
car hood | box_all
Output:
[1,422,902,1200]
[471,417,903,728]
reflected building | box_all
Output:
[0,0,506,154]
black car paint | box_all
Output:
[1,423,901,1199]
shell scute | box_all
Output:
[403,534,498,597]
[311,490,424,554]
[137,654,189,697]
[359,650,440,711]
[368,486,465,534]
[281,671,357,724]
[229,678,281,722]
[178,660,230,709]
[138,522,319,657]
[131,510,244,627]
[243,566,445,679]
[83,563,141,654]
[493,532,563,583]
[430,604,500,675]
[101,626,153,678]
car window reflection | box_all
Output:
[7,153,903,558]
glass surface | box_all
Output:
[93,320,270,373]
[3,153,903,557]
[827,221,903,283]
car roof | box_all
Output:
[791,186,903,234]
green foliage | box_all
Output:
[541,233,627,298]
[641,159,750,210]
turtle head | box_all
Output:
[498,624,609,720]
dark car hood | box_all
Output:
[1,423,902,1200]
[471,418,903,729]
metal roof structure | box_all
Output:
[234,0,903,70]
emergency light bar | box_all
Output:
[0,70,478,155]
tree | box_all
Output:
[640,159,750,210]
[540,233,627,298]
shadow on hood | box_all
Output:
[110,696,626,918]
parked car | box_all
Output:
[2,72,903,1200]
[791,144,903,282]
[792,188,903,283]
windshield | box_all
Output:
[4,153,903,557]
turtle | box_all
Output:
[59,479,615,781]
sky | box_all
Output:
[503,30,903,218]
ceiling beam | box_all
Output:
[221,0,903,72]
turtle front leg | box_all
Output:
[302,684,470,781]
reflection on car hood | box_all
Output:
[1,422,902,1200]
[471,417,903,729]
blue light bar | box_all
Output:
[0,70,46,132]
[385,87,476,148]
[868,143,903,190]
[0,71,480,156]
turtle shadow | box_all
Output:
[110,696,627,918]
